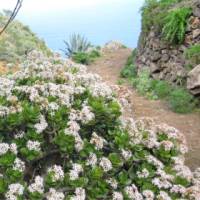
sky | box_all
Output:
[0,0,145,51]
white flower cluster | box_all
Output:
[13,158,25,172]
[46,188,65,200]
[6,183,24,200]
[34,115,48,134]
[112,191,123,200]
[137,168,150,178]
[48,165,64,182]
[125,184,143,200]
[99,157,112,172]
[28,176,44,194]
[0,143,17,155]
[90,132,105,150]
[26,140,41,152]
[69,163,83,181]
[86,153,97,167]
[71,188,86,200]
[65,120,84,152]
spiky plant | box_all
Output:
[63,34,91,57]
[162,7,192,44]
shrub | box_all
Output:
[134,70,154,95]
[72,52,90,65]
[72,50,101,65]
[120,50,137,78]
[0,51,199,199]
[185,44,200,66]
[153,80,172,99]
[168,88,196,113]
[63,34,91,57]
[162,7,192,44]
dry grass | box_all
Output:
[0,62,20,75]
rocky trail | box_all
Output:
[88,48,200,170]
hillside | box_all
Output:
[0,12,52,64]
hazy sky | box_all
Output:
[0,0,145,50]
[0,0,143,12]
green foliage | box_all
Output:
[140,0,183,36]
[0,52,198,199]
[134,70,154,97]
[168,88,196,113]
[162,7,192,44]
[185,44,200,66]
[120,50,137,78]
[63,34,91,57]
[72,52,90,65]
[0,14,51,63]
[126,68,196,113]
[72,50,100,65]
[153,80,172,99]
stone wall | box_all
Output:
[136,0,200,96]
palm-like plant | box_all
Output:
[63,34,91,57]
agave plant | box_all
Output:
[63,33,91,57]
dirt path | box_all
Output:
[88,48,200,170]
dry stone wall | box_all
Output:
[136,1,200,96]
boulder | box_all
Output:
[193,2,200,18]
[187,64,200,95]
[161,54,170,62]
[192,29,200,38]
[151,52,161,61]
[150,62,160,73]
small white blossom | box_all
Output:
[27,140,41,152]
[157,191,172,200]
[106,178,118,189]
[13,158,25,172]
[46,188,65,200]
[121,149,132,161]
[142,190,154,200]
[71,188,86,200]
[0,143,9,155]
[99,157,112,172]
[112,191,123,200]
[86,153,97,167]
[48,165,64,182]
[28,176,44,194]
[6,183,24,199]
[34,115,48,134]
[137,168,149,178]
[69,163,83,181]
[10,143,18,154]
[90,132,105,150]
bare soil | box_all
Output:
[88,48,200,170]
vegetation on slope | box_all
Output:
[63,33,101,65]
[0,51,199,199]
[121,51,197,113]
[0,12,51,63]
[140,0,192,45]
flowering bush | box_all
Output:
[0,51,199,200]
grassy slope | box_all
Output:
[0,14,52,63]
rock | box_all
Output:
[151,52,161,62]
[193,3,200,18]
[185,35,193,44]
[187,64,200,95]
[150,62,160,73]
[191,17,200,29]
[192,29,200,38]
[161,54,170,62]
